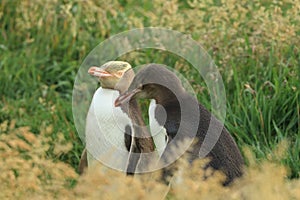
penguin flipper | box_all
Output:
[125,125,141,175]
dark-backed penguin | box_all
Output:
[115,64,244,185]
[78,61,167,174]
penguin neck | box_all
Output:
[153,87,181,109]
[100,85,120,92]
[101,87,117,91]
[92,87,120,112]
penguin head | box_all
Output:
[88,61,134,91]
[115,64,184,106]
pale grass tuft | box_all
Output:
[8,139,31,151]
[170,157,226,200]
[0,122,78,199]
[75,162,168,200]
[272,139,289,160]
[9,119,16,130]
[1,121,299,199]
[0,120,8,132]
[21,131,37,144]
[53,132,73,155]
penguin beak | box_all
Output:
[88,66,113,77]
[114,88,142,107]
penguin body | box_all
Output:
[115,64,244,185]
[78,61,167,174]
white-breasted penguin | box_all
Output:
[78,61,167,174]
[115,64,244,185]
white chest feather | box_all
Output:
[149,100,168,157]
[85,88,168,172]
[86,88,132,171]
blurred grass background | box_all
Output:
[0,0,299,199]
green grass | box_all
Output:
[0,0,299,184]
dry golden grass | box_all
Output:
[0,121,77,199]
[1,121,299,199]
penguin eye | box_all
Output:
[138,84,144,90]
[115,71,123,78]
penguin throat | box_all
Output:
[100,81,118,90]
[152,87,181,107]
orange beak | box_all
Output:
[88,66,113,78]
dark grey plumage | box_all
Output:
[115,64,244,185]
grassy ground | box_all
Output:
[0,0,299,199]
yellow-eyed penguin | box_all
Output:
[78,61,167,174]
[115,64,244,185]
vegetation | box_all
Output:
[0,0,299,199]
